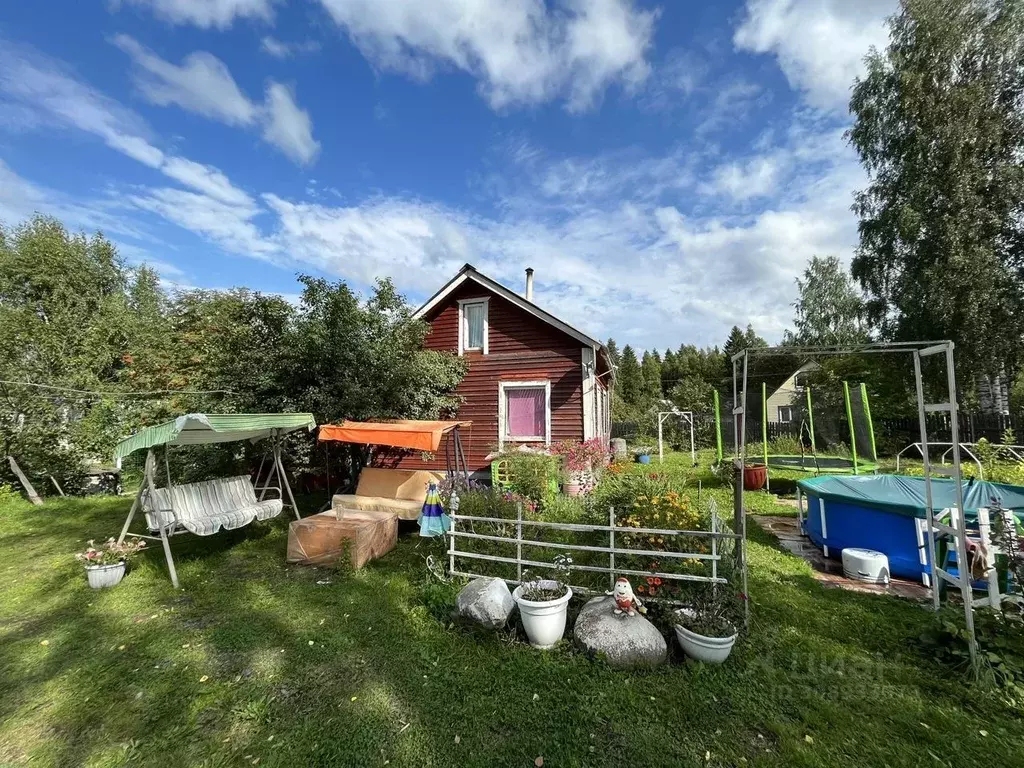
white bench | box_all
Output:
[144,475,283,536]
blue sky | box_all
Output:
[0,0,895,350]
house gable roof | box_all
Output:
[414,263,607,354]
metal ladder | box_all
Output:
[912,342,978,667]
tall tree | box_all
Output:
[787,255,868,346]
[605,337,620,370]
[617,345,643,406]
[849,0,1024,408]
[640,351,662,402]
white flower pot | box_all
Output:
[86,562,126,589]
[513,581,573,649]
[673,608,737,663]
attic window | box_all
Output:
[458,298,489,354]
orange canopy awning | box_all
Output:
[318,420,472,452]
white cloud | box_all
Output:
[116,0,278,29]
[316,0,656,110]
[734,0,895,112]
[703,154,784,202]
[261,37,322,58]
[114,35,258,126]
[161,157,255,206]
[261,83,320,165]
[113,36,319,165]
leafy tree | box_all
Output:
[640,350,662,402]
[668,376,714,412]
[849,0,1024,398]
[616,345,644,407]
[787,255,868,346]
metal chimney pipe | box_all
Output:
[525,267,534,302]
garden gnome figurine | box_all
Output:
[607,577,643,617]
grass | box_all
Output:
[1,479,1022,767]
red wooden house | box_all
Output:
[404,264,614,477]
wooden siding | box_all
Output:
[391,282,585,473]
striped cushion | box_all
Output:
[144,476,283,536]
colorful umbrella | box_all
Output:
[418,482,450,538]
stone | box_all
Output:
[573,596,668,668]
[456,577,515,629]
[610,438,628,459]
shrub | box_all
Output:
[501,452,560,507]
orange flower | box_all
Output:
[646,576,655,585]
[636,584,645,594]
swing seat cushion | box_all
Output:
[331,468,443,521]
[144,475,283,536]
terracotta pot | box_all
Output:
[743,463,767,491]
[564,482,583,496]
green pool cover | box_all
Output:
[797,474,1024,519]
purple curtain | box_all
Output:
[506,387,545,438]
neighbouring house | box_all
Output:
[765,361,819,423]
[394,264,614,477]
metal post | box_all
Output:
[447,509,457,576]
[516,501,523,583]
[944,344,977,666]
[913,351,940,611]
[843,381,859,474]
[806,385,816,454]
[658,413,665,464]
[761,381,769,490]
[274,433,301,520]
[609,506,616,590]
[117,473,149,544]
[738,351,748,566]
[144,449,179,589]
[689,412,696,466]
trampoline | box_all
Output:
[766,455,878,474]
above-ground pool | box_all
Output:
[767,455,879,474]
[797,475,1024,583]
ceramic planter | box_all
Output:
[564,481,583,496]
[86,561,126,589]
[674,609,737,663]
[513,581,573,649]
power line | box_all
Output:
[0,380,235,397]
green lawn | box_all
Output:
[1,489,1021,768]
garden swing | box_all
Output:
[114,413,317,588]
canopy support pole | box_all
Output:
[273,431,301,519]
[454,427,470,488]
[142,448,179,589]
[117,463,149,544]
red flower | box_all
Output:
[646,577,654,585]
[654,577,662,586]
[738,592,748,601]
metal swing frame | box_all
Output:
[117,430,300,589]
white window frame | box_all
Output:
[458,298,489,355]
[498,380,551,448]
[777,405,793,423]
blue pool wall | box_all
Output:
[801,494,930,582]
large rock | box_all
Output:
[456,578,515,629]
[573,596,668,668]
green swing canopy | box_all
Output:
[114,413,316,460]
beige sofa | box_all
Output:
[331,467,444,520]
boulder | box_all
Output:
[573,596,667,668]
[456,577,515,629]
[610,438,628,460]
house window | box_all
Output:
[777,406,793,423]
[458,298,489,354]
[499,381,551,445]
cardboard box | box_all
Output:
[287,510,399,568]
